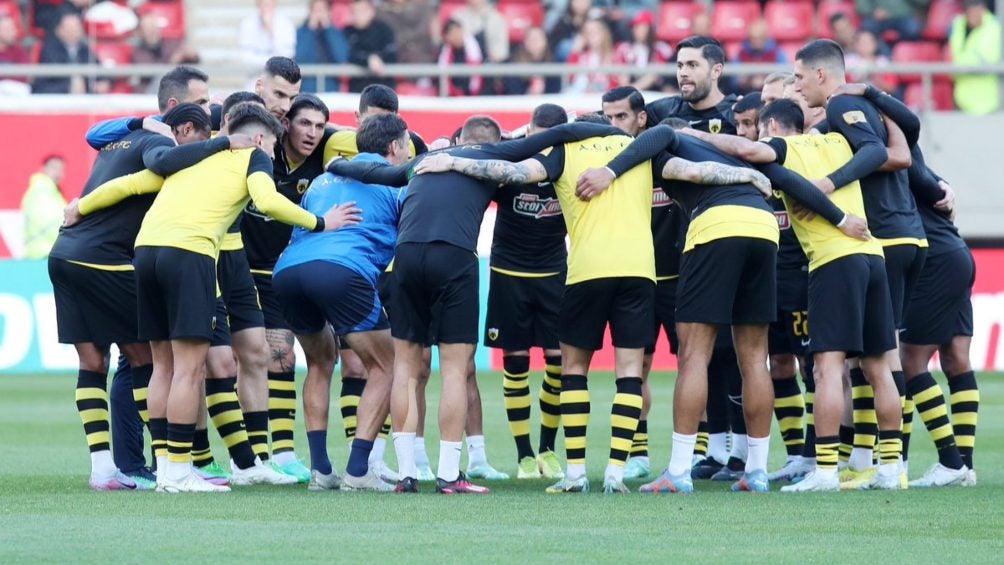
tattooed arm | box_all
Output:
[675,128,777,164]
[412,153,549,185]
[662,157,772,197]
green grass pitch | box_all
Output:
[1,371,1002,562]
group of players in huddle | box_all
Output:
[51,33,980,495]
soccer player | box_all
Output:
[761,72,791,104]
[645,36,738,134]
[733,93,763,142]
[254,56,304,120]
[681,98,903,491]
[793,40,925,487]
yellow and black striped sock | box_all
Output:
[561,374,589,466]
[694,422,710,457]
[802,372,816,459]
[772,377,805,457]
[268,371,296,455]
[948,371,979,469]
[630,420,649,459]
[609,377,643,467]
[192,427,214,468]
[816,435,840,470]
[167,422,196,466]
[502,356,535,461]
[838,425,854,463]
[877,429,902,466]
[379,416,392,440]
[902,396,914,461]
[150,417,168,461]
[244,411,270,461]
[75,370,110,453]
[206,377,257,469]
[339,377,366,442]
[908,372,964,469]
[850,368,877,454]
[539,355,562,454]
[131,364,152,426]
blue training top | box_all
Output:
[274,153,403,285]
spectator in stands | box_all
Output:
[34,10,108,94]
[550,0,599,61]
[829,12,859,53]
[21,155,66,260]
[379,0,437,65]
[950,0,1001,114]
[603,0,660,42]
[239,0,296,77]
[438,19,484,96]
[566,18,620,94]
[691,12,712,37]
[614,10,672,91]
[452,0,509,64]
[734,17,787,94]
[345,0,396,93]
[132,13,200,93]
[296,0,349,93]
[845,29,898,94]
[856,0,925,41]
[35,0,91,35]
[0,14,28,68]
[502,26,561,95]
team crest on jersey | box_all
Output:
[843,110,867,125]
[514,193,562,219]
[709,119,722,134]
[775,211,791,230]
[652,187,673,207]
[296,179,310,194]
[488,328,499,341]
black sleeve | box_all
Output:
[529,145,566,183]
[410,131,428,156]
[327,158,410,187]
[144,136,231,176]
[127,117,144,131]
[605,125,679,178]
[210,104,223,133]
[764,137,787,165]
[487,122,623,162]
[824,96,889,190]
[863,85,921,147]
[906,146,944,207]
[758,162,846,226]
[247,149,274,177]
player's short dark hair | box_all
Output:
[532,103,568,129]
[575,111,610,124]
[356,113,409,156]
[660,117,690,129]
[163,102,212,133]
[758,99,804,134]
[287,93,330,122]
[734,92,764,114]
[222,91,265,120]
[264,56,302,85]
[228,103,285,139]
[460,115,501,144]
[602,86,646,113]
[359,84,399,114]
[157,65,208,113]
[676,35,726,67]
[795,39,845,73]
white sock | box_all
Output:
[878,462,899,477]
[438,440,463,482]
[745,435,769,473]
[368,437,387,465]
[815,467,837,480]
[90,450,117,477]
[156,455,167,477]
[668,432,698,476]
[730,433,749,462]
[630,455,650,466]
[849,447,874,471]
[393,432,417,479]
[566,463,586,480]
[414,437,430,468]
[708,432,728,464]
[604,463,624,482]
[272,451,297,466]
[466,434,487,468]
[165,460,191,482]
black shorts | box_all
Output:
[252,271,292,332]
[900,247,975,345]
[769,268,810,356]
[645,278,679,355]
[390,242,479,346]
[210,298,232,348]
[882,243,927,328]
[677,237,777,325]
[808,254,896,357]
[274,261,389,337]
[484,269,563,350]
[218,249,264,333]
[135,246,217,342]
[559,277,655,351]
[48,258,141,346]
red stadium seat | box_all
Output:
[779,41,802,62]
[724,41,743,61]
[136,0,185,39]
[711,2,762,43]
[764,1,815,42]
[923,0,962,41]
[892,41,945,83]
[656,1,704,43]
[330,2,352,28]
[438,1,466,25]
[904,82,955,111]
[816,0,859,38]
[93,40,133,66]
[498,1,544,43]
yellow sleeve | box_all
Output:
[246,171,318,230]
[78,169,165,215]
[324,130,358,165]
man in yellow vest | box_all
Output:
[21,155,66,259]
[950,0,1001,115]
